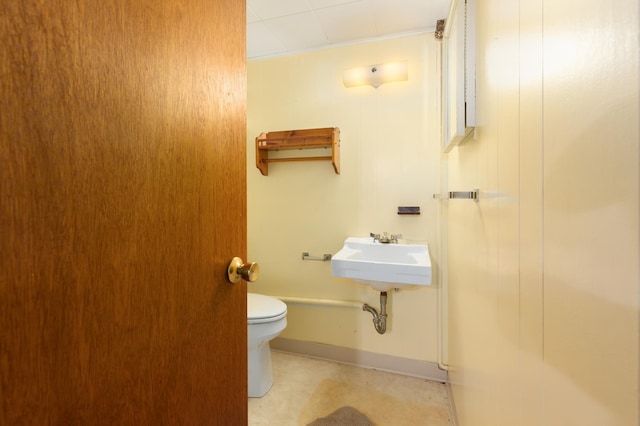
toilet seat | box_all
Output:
[248,293,287,324]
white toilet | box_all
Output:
[247,293,287,398]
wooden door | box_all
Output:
[0,1,247,424]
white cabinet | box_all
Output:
[442,0,475,152]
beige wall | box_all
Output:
[447,0,639,425]
[247,34,443,362]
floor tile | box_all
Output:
[249,351,452,426]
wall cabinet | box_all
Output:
[442,0,475,152]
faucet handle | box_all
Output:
[370,232,380,242]
[390,233,402,243]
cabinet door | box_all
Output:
[443,0,476,152]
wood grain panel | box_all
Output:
[1,1,247,424]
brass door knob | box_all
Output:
[227,257,260,283]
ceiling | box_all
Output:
[247,0,450,60]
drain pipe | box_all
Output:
[362,291,388,334]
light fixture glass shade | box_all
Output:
[343,60,408,88]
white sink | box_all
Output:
[331,237,432,291]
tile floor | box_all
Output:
[248,351,453,426]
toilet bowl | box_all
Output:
[247,293,287,398]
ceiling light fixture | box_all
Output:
[343,60,408,88]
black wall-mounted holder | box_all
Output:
[397,206,420,215]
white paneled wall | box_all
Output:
[247,34,443,362]
[447,0,639,424]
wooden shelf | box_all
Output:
[255,127,340,176]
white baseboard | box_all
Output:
[270,337,448,383]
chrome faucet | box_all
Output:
[370,232,402,244]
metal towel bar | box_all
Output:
[433,189,479,202]
[301,252,332,261]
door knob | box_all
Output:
[227,257,260,283]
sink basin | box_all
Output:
[331,237,432,291]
